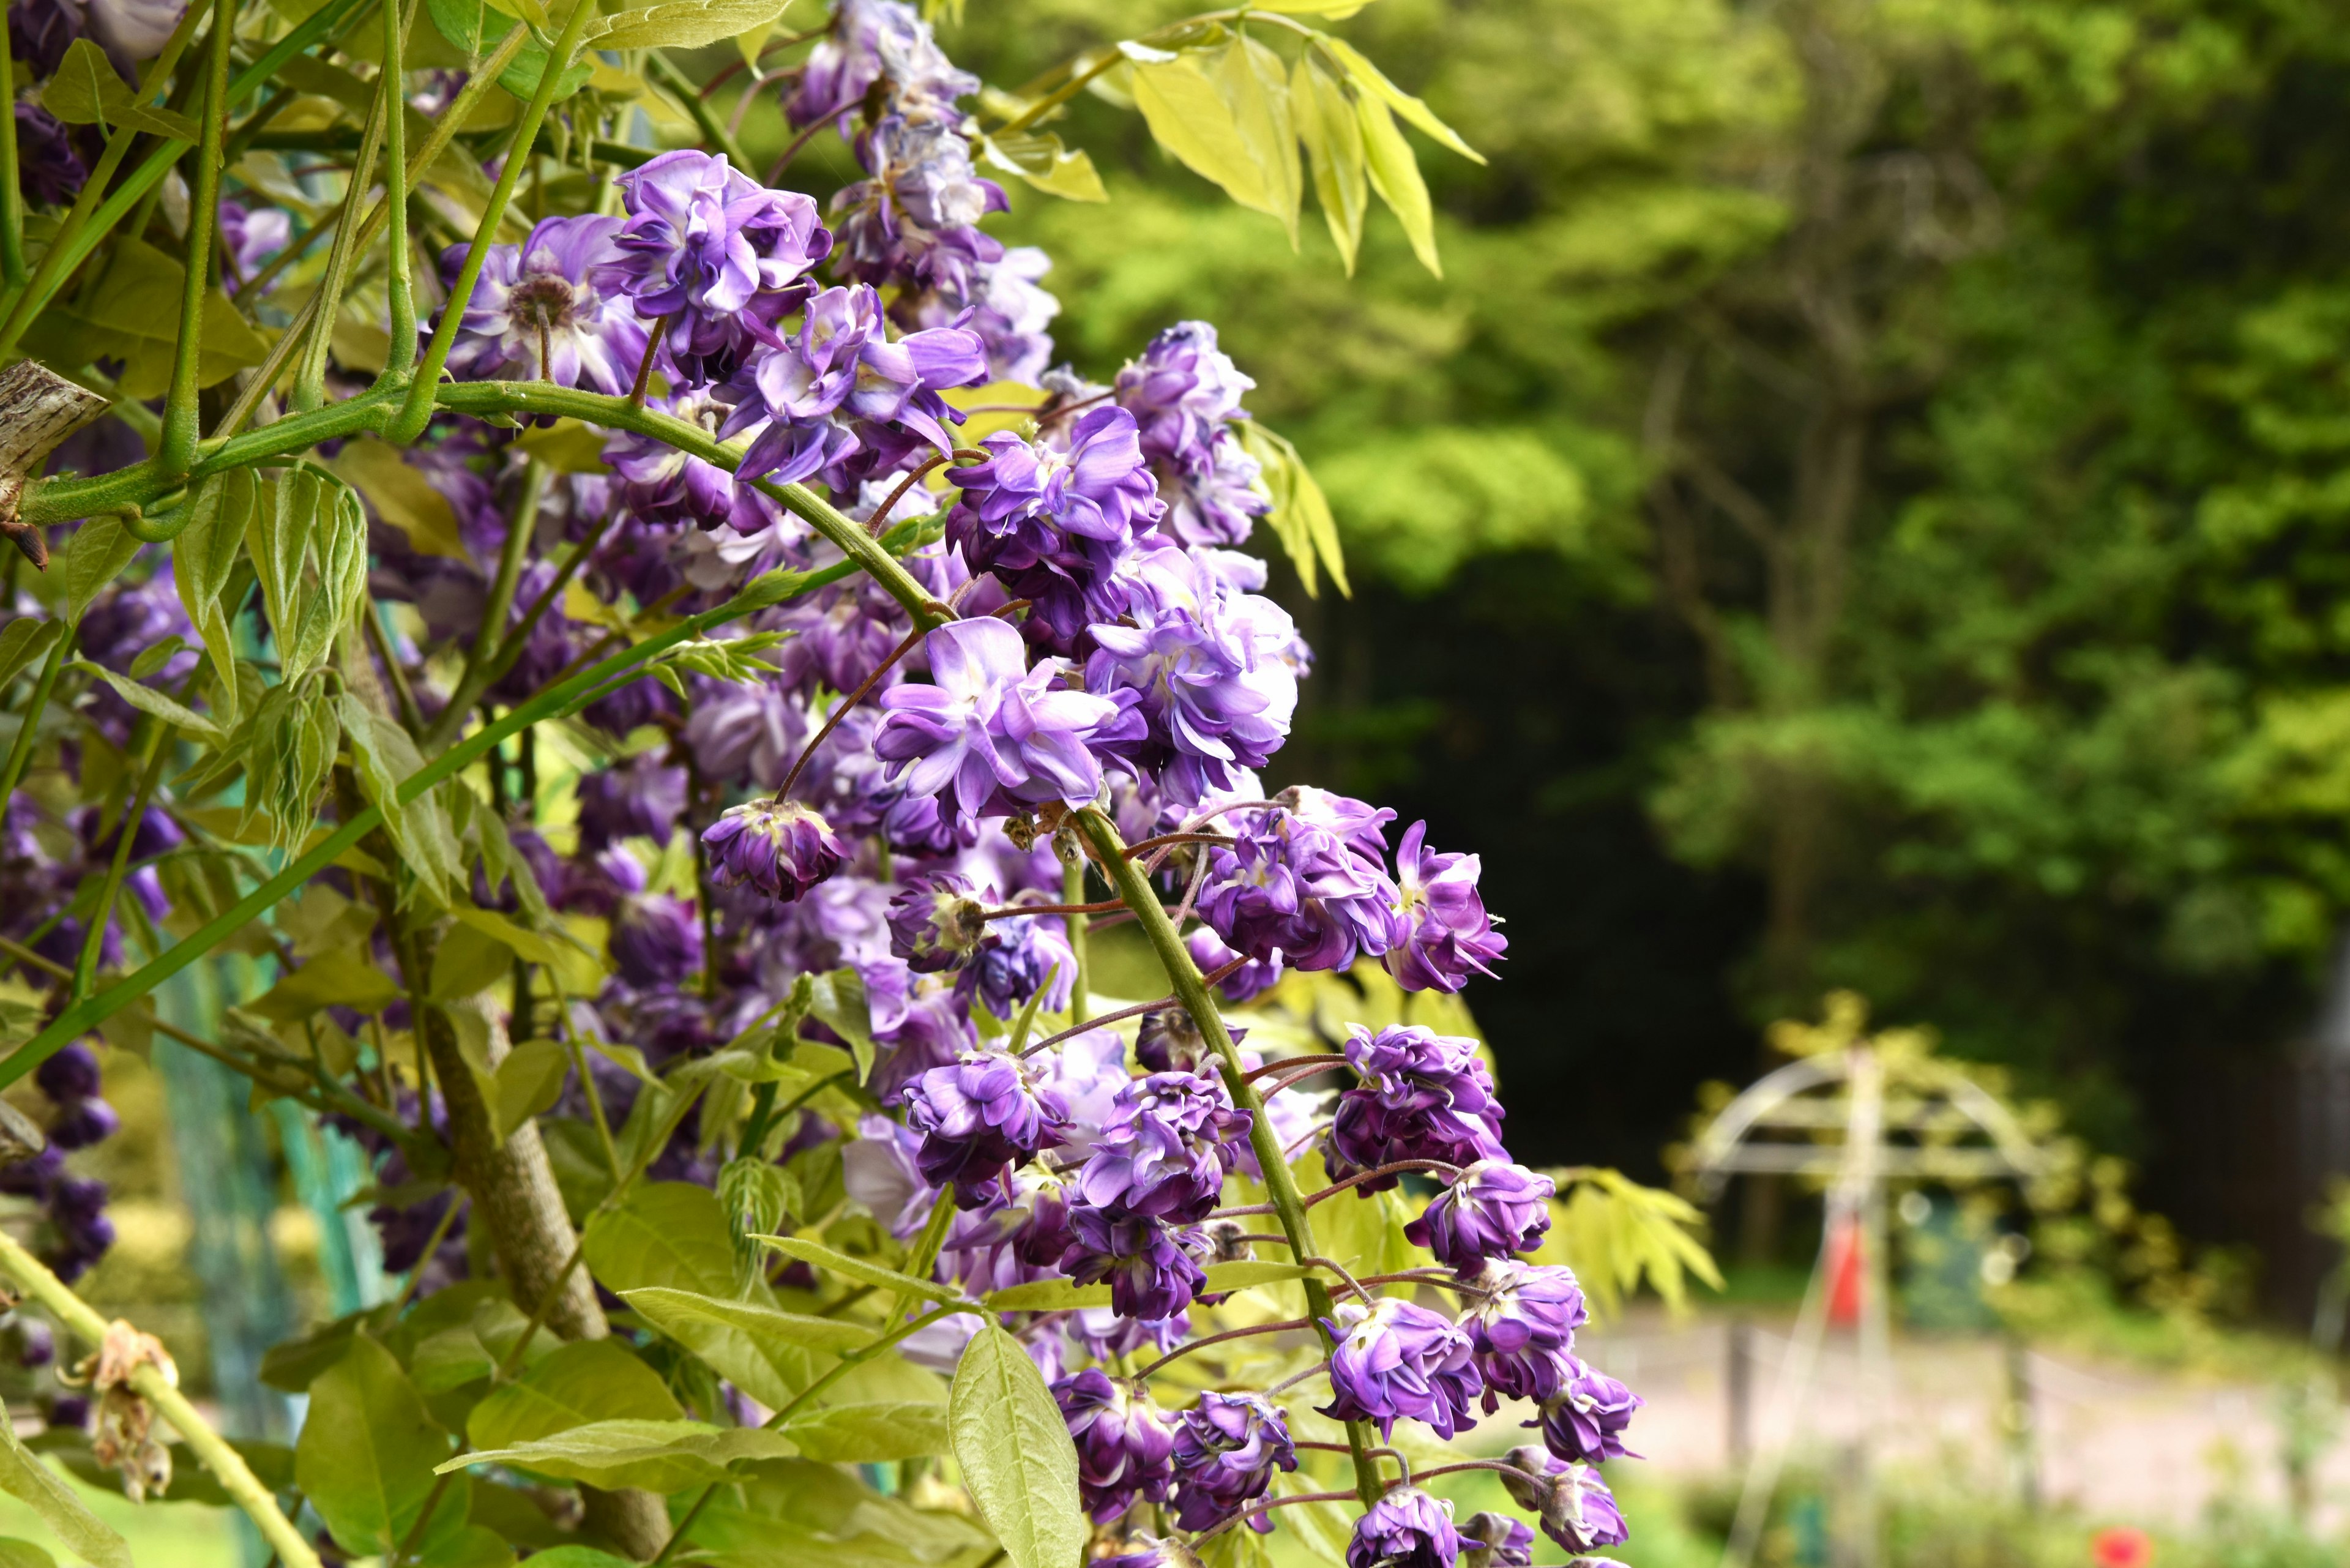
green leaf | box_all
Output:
[430,929,513,1004]
[621,1287,876,1356]
[586,0,793,50]
[338,695,464,908]
[245,466,366,684]
[171,470,253,726]
[0,1411,130,1568]
[1316,36,1483,165]
[416,1525,515,1568]
[294,1337,465,1558]
[125,635,187,680]
[591,1186,819,1408]
[61,515,141,627]
[0,1538,58,1568]
[493,1038,571,1139]
[331,437,467,560]
[1234,420,1348,597]
[755,1236,962,1304]
[1292,53,1367,274]
[67,662,222,743]
[948,1326,1083,1568]
[259,1313,362,1392]
[1126,41,1276,223]
[450,906,583,970]
[0,620,64,694]
[467,1341,683,1452]
[1357,92,1440,278]
[247,945,401,1020]
[1210,34,1302,247]
[778,1402,949,1463]
[978,132,1108,203]
[805,968,875,1083]
[41,39,198,140]
[439,1421,798,1493]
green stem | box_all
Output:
[1075,805,1386,1510]
[1061,848,1089,1025]
[158,0,234,476]
[376,0,419,387]
[292,69,394,413]
[0,1230,323,1568]
[387,0,599,444]
[70,701,176,999]
[0,9,24,288]
[0,628,73,805]
[430,456,549,747]
[647,51,753,172]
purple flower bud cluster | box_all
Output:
[1168,1391,1296,1531]
[3,1045,121,1282]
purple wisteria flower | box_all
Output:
[955,905,1075,1017]
[1135,1004,1244,1074]
[1458,1512,1537,1568]
[1386,821,1507,993]
[1083,541,1302,806]
[786,0,975,130]
[1320,1296,1483,1441]
[1098,1540,1203,1568]
[1533,1357,1643,1463]
[1075,1070,1249,1223]
[441,215,648,394]
[602,849,704,989]
[1196,798,1404,974]
[1499,1447,1631,1556]
[1059,1206,1207,1321]
[886,872,989,971]
[1405,1160,1555,1275]
[685,677,805,788]
[830,116,1006,302]
[15,103,86,206]
[1168,1391,1296,1531]
[575,752,688,849]
[1327,1024,1508,1189]
[873,616,1136,821]
[605,150,830,378]
[1465,1261,1587,1408]
[922,247,1059,386]
[700,799,847,903]
[1185,927,1283,1004]
[220,199,290,295]
[1113,320,1269,548]
[946,406,1166,646]
[1051,1368,1176,1523]
[903,1048,1069,1205]
[608,389,785,536]
[1346,1487,1461,1568]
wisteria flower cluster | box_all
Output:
[0,0,1634,1564]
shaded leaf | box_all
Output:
[294,1337,465,1558]
[0,1409,130,1568]
[69,662,222,743]
[805,968,876,1083]
[948,1326,1083,1568]
[247,946,401,1020]
[61,515,140,627]
[439,1421,798,1493]
[493,1038,571,1139]
[467,1341,682,1452]
[0,620,64,694]
[621,1287,876,1356]
[339,695,464,908]
[332,438,466,560]
[42,39,197,140]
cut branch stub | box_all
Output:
[0,360,112,567]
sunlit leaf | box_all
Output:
[948,1326,1083,1568]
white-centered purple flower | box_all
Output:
[1533,1357,1643,1463]
[1059,1206,1207,1322]
[873,616,1137,821]
[947,406,1167,647]
[1051,1368,1176,1523]
[1075,1070,1249,1223]
[1386,821,1507,993]
[1328,1023,1509,1187]
[903,1047,1069,1206]
[605,150,831,379]
[886,872,990,972]
[1196,796,1405,974]
[1465,1260,1588,1408]
[786,0,975,130]
[1346,1487,1461,1568]
[699,799,847,903]
[830,116,1007,302]
[1500,1446,1631,1555]
[1113,320,1269,548]
[441,215,648,394]
[684,676,806,789]
[1168,1391,1296,1532]
[1319,1296,1483,1441]
[1405,1160,1555,1275]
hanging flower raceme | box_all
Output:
[440,215,648,393]
[1385,821,1507,993]
[786,0,976,131]
[1113,320,1270,548]
[1196,795,1406,975]
[903,1047,1069,1204]
[830,116,1006,303]
[1327,1023,1509,1186]
[1168,1391,1297,1531]
[1059,1206,1208,1321]
[1320,1296,1483,1441]
[1053,1369,1177,1522]
[1075,1070,1250,1223]
[1404,1160,1555,1275]
[700,799,848,903]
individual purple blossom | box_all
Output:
[1185,927,1282,1004]
[873,616,1136,822]
[1196,799,1404,976]
[1406,1160,1555,1275]
[575,753,688,849]
[903,1048,1069,1205]
[1051,1368,1176,1523]
[1327,1023,1508,1189]
[1320,1296,1483,1441]
[1457,1512,1536,1568]
[1534,1357,1643,1464]
[700,799,847,903]
[608,389,785,536]
[10,0,84,77]
[1465,1261,1588,1408]
[886,873,989,972]
[829,116,1006,302]
[1347,1487,1461,1568]
[684,676,806,787]
[1113,321,1269,548]
[905,246,1058,384]
[599,850,706,989]
[1075,1071,1248,1224]
[1059,1206,1206,1321]
[440,215,649,394]
[769,572,918,699]
[14,104,86,206]
[47,1099,120,1151]
[36,1044,100,1103]
[786,0,975,130]
[605,150,831,379]
[1386,821,1507,993]
[1097,1539,1203,1568]
[1168,1391,1296,1531]
[220,199,290,295]
[1499,1447,1630,1556]
[955,904,1074,1017]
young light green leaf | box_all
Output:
[621,1286,876,1355]
[0,1538,57,1568]
[949,1326,1084,1568]
[451,906,582,970]
[439,1421,797,1493]
[42,39,198,140]
[247,946,401,1020]
[978,132,1108,203]
[338,695,464,908]
[172,469,255,726]
[778,1402,949,1463]
[294,1337,465,1559]
[125,635,185,681]
[493,1037,570,1138]
[755,1236,963,1304]
[1358,92,1441,277]
[0,1407,130,1568]
[1127,44,1272,217]
[466,1341,684,1454]
[1293,53,1367,274]
[1234,420,1349,597]
[61,514,141,626]
[1316,36,1482,164]
[67,663,223,742]
[805,968,875,1083]
[1210,34,1302,247]
[586,0,792,51]
[0,620,64,695]
[247,466,367,682]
